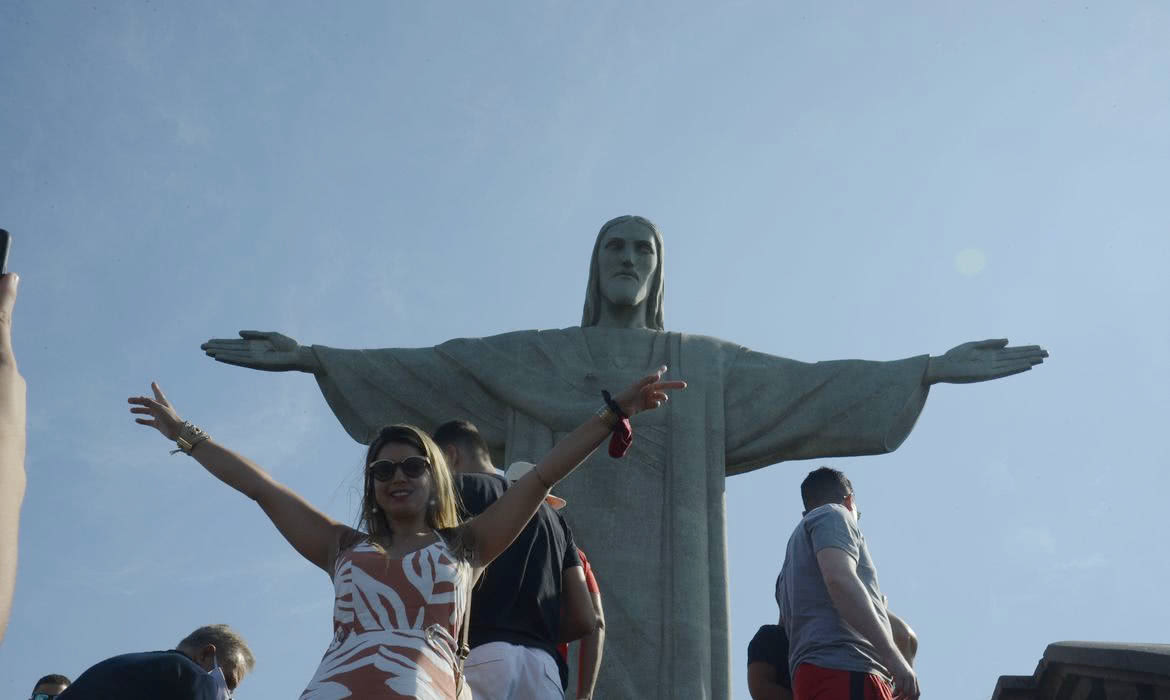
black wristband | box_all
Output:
[601,390,628,420]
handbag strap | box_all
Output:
[458,581,472,659]
[454,573,473,695]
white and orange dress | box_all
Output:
[300,535,472,700]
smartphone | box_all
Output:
[0,229,9,275]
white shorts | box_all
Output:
[464,641,564,700]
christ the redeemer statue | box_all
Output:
[202,215,1046,699]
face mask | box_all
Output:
[208,654,233,700]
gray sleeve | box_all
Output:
[723,348,930,474]
[804,505,860,561]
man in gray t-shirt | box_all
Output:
[775,467,919,699]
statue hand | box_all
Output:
[613,365,688,416]
[201,330,319,373]
[925,338,1048,385]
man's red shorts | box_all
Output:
[793,662,893,700]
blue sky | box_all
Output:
[2,2,1168,697]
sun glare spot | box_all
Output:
[955,248,987,277]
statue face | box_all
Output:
[597,220,659,309]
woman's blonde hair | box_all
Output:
[357,425,464,551]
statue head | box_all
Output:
[581,215,665,330]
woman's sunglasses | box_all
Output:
[367,456,431,481]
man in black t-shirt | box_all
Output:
[747,623,793,700]
[58,624,253,700]
[435,420,597,700]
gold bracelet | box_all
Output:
[596,404,619,430]
[172,421,211,455]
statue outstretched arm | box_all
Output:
[723,346,931,472]
[201,330,320,373]
[722,337,1046,472]
[924,339,1048,385]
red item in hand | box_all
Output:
[608,417,632,457]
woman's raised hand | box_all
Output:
[613,365,687,417]
[127,382,184,441]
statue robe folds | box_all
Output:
[311,327,930,700]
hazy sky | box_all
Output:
[2,2,1168,698]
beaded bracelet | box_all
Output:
[600,390,634,458]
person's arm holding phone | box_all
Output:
[0,230,26,642]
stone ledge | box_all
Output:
[991,641,1170,700]
[991,674,1036,699]
[1043,641,1170,677]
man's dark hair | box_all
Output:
[800,466,853,514]
[33,674,71,689]
[432,420,490,458]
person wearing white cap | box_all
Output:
[505,461,567,509]
[433,421,597,699]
